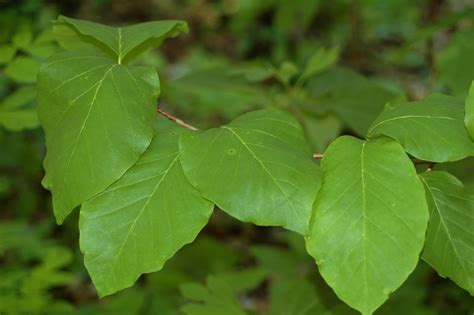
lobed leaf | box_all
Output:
[38,49,158,223]
[419,171,474,295]
[368,94,474,162]
[54,15,188,64]
[306,136,428,315]
[179,109,322,234]
[80,119,214,297]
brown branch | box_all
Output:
[157,107,199,131]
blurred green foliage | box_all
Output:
[1,0,474,313]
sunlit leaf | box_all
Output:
[306,136,428,315]
[80,119,214,296]
[38,49,158,223]
[180,109,322,234]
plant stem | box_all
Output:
[157,107,199,131]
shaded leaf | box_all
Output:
[180,109,322,234]
[306,67,402,136]
[4,57,39,83]
[0,45,16,64]
[368,94,474,162]
[306,136,428,314]
[80,119,213,296]
[419,171,474,294]
[38,49,158,223]
[269,277,323,315]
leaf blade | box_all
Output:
[179,109,321,234]
[368,94,474,162]
[419,171,474,294]
[80,119,213,296]
[38,49,158,223]
[306,136,428,314]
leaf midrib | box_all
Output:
[221,126,304,224]
[368,115,457,135]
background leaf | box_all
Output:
[466,82,474,140]
[306,136,428,314]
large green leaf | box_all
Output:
[80,119,213,297]
[54,15,188,64]
[306,136,428,315]
[179,109,321,234]
[419,171,474,294]
[38,49,158,223]
[466,82,474,140]
[368,94,474,162]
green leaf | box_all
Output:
[38,49,158,223]
[436,30,474,96]
[306,136,428,315]
[179,109,322,234]
[54,15,188,64]
[4,57,39,83]
[0,86,36,109]
[466,82,474,140]
[0,109,39,131]
[180,269,265,315]
[269,277,323,315]
[12,25,32,49]
[368,94,474,162]
[0,45,16,64]
[419,171,474,294]
[306,67,402,136]
[79,119,213,297]
[298,46,339,84]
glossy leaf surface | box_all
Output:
[80,119,213,296]
[368,94,474,162]
[306,136,428,315]
[180,109,321,234]
[38,49,158,223]
[420,171,474,294]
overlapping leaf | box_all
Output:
[54,15,188,63]
[38,49,159,223]
[419,171,474,294]
[368,94,474,162]
[179,109,321,234]
[466,82,474,140]
[80,119,214,297]
[306,136,428,315]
